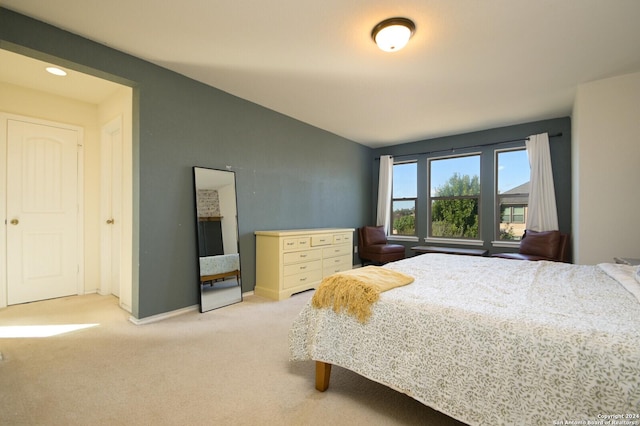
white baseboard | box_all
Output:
[129,304,199,325]
[130,290,256,325]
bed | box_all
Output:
[199,254,240,284]
[289,254,640,426]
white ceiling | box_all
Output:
[0,49,123,104]
[2,0,640,148]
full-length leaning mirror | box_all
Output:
[193,167,242,312]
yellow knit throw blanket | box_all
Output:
[311,266,414,323]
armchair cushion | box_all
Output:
[492,229,570,263]
[365,244,406,255]
[362,226,388,246]
[358,226,405,265]
[519,230,561,259]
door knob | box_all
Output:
[10,219,19,225]
[106,219,115,224]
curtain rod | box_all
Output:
[376,132,563,161]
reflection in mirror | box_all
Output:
[193,167,242,312]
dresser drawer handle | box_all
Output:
[300,277,307,282]
[300,266,307,270]
[300,254,307,258]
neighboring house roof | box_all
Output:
[501,181,529,205]
[502,182,529,194]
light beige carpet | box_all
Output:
[0,291,466,426]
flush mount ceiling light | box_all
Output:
[371,17,416,52]
[46,66,67,76]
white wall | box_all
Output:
[572,71,640,264]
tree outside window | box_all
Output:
[391,161,417,236]
[429,155,480,239]
[496,149,529,241]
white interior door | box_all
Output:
[100,116,123,298]
[6,118,81,305]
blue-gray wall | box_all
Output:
[372,117,572,256]
[1,8,373,319]
[1,8,572,319]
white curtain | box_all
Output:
[525,133,559,231]
[376,155,393,234]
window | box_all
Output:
[496,149,529,241]
[501,206,525,223]
[428,154,480,239]
[391,161,417,236]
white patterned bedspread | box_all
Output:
[289,254,640,426]
[199,254,239,276]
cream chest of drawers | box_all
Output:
[254,228,354,300]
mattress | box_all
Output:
[289,254,640,425]
[199,254,240,276]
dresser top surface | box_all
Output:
[255,228,354,237]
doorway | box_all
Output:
[0,49,133,312]
[100,116,123,299]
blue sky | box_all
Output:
[392,150,530,198]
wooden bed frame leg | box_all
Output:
[315,361,332,392]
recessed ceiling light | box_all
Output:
[46,66,67,76]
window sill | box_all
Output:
[388,235,419,243]
[423,238,484,247]
[491,240,520,248]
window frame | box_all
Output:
[494,147,529,243]
[427,152,482,242]
[390,160,418,237]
